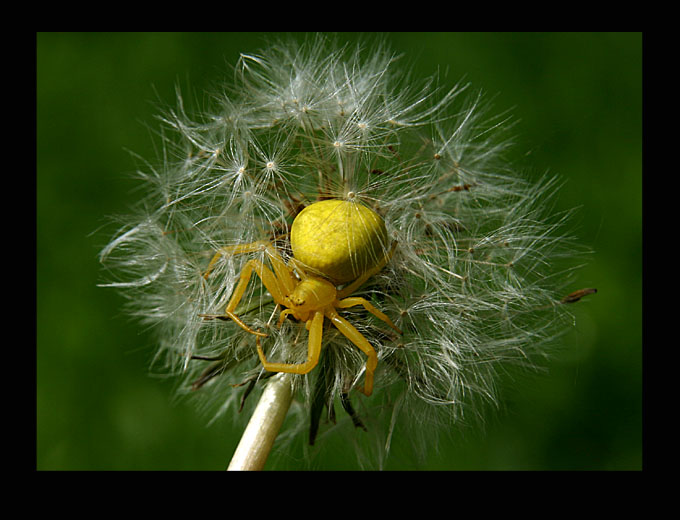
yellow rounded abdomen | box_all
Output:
[290,199,389,285]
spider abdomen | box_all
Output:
[290,199,389,285]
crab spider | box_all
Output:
[203,199,402,396]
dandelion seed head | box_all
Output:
[100,34,589,468]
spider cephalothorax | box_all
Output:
[203,198,401,396]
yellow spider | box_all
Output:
[203,198,402,396]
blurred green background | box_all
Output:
[37,32,641,470]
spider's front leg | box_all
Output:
[215,258,286,337]
[256,311,324,375]
[325,308,378,396]
[204,241,296,293]
[336,297,402,335]
[202,241,295,337]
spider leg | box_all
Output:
[204,241,296,294]
[278,308,295,328]
[325,308,378,397]
[228,258,287,308]
[221,311,267,337]
[203,240,299,336]
[256,311,324,374]
[214,258,288,337]
[204,242,268,279]
[336,297,402,334]
[337,240,398,299]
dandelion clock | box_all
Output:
[99,35,594,470]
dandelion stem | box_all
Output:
[227,372,294,471]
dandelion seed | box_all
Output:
[100,34,591,470]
